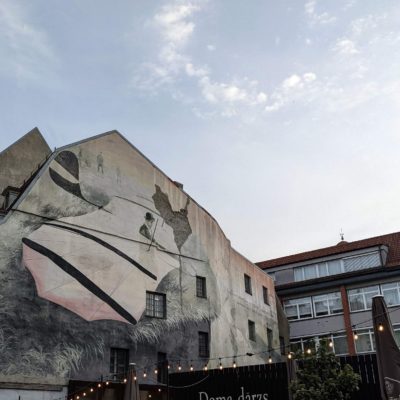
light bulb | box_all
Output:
[233,359,237,368]
[354,331,358,340]
[378,324,384,332]
[329,341,333,348]
[288,353,292,359]
[306,349,311,355]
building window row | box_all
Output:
[284,292,343,321]
[348,281,400,312]
[293,251,381,282]
[290,332,348,355]
[243,274,270,305]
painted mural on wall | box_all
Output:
[0,132,276,383]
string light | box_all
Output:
[378,323,384,332]
[268,354,272,364]
[204,364,208,371]
[353,331,358,340]
[329,340,334,348]
[83,393,86,397]
[158,388,162,392]
[219,359,223,370]
[154,368,158,374]
[123,378,127,383]
[97,383,102,388]
[288,353,292,360]
[105,381,109,386]
[90,388,94,392]
[143,371,147,378]
[233,359,237,368]
[306,348,312,355]
[134,376,137,381]
[167,364,171,370]
[178,362,182,371]
[190,364,194,371]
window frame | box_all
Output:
[312,292,343,317]
[347,285,380,312]
[244,274,252,295]
[110,348,129,378]
[145,291,167,319]
[196,276,207,298]
[263,286,270,305]
[248,320,256,342]
[284,297,313,321]
[198,331,210,358]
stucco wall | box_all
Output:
[0,128,51,207]
[0,131,278,388]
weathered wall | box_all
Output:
[0,128,51,207]
[0,131,278,388]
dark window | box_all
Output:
[244,274,252,295]
[196,276,207,298]
[267,328,273,351]
[263,286,269,305]
[157,352,168,384]
[248,320,256,341]
[279,336,285,355]
[198,331,209,358]
[146,291,166,318]
[110,348,129,379]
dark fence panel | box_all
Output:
[338,354,381,400]
[169,354,381,400]
[169,363,289,400]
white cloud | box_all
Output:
[266,72,317,112]
[0,1,56,82]
[334,38,359,55]
[305,0,336,25]
[185,62,208,77]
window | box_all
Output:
[381,282,400,306]
[263,286,269,305]
[248,320,256,341]
[348,286,380,312]
[279,336,285,355]
[146,291,166,318]
[267,328,273,351]
[284,297,313,320]
[343,252,380,272]
[290,333,348,355]
[354,329,375,353]
[293,251,381,282]
[196,276,207,298]
[312,292,343,317]
[157,352,168,384]
[198,332,209,358]
[268,272,276,281]
[110,348,129,378]
[244,274,252,295]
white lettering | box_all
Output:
[199,392,209,400]
[238,387,245,400]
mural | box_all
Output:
[0,132,277,386]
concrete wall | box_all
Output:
[0,128,51,208]
[0,131,279,391]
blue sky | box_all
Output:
[1,0,400,261]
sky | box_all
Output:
[1,0,400,262]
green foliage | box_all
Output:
[290,340,361,400]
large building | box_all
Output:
[257,234,400,356]
[0,129,287,400]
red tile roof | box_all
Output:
[256,231,400,270]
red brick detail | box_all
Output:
[340,285,355,355]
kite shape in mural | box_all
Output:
[22,151,182,325]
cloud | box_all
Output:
[305,0,336,25]
[0,0,56,82]
[334,38,359,55]
[133,0,269,119]
[265,72,317,112]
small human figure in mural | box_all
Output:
[139,212,165,249]
[116,166,121,184]
[97,152,104,174]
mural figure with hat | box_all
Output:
[139,211,165,249]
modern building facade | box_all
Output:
[0,129,286,400]
[257,234,400,356]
